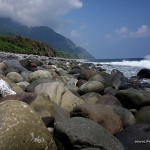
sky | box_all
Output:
[0,0,150,59]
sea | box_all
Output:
[85,55,150,84]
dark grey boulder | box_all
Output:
[116,124,150,150]
[137,68,150,79]
[3,59,28,72]
[25,77,53,92]
[116,88,150,109]
[54,117,124,150]
[104,87,118,95]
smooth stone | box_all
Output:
[135,106,150,124]
[54,117,124,150]
[29,70,52,82]
[0,62,6,71]
[80,92,102,103]
[79,81,104,95]
[0,100,56,150]
[96,94,122,106]
[4,68,20,75]
[25,77,53,92]
[71,104,123,134]
[116,124,150,150]
[6,72,24,83]
[116,88,150,109]
[0,75,23,94]
[137,68,150,79]
[34,82,84,111]
[3,59,28,72]
[108,105,135,128]
[17,81,30,90]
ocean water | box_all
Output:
[88,55,150,83]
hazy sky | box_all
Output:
[0,0,150,59]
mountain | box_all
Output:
[0,17,94,60]
[0,35,55,57]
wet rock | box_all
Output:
[116,88,150,109]
[71,104,123,134]
[54,117,124,150]
[0,100,56,150]
[137,68,150,79]
[116,124,150,150]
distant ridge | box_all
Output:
[0,17,94,60]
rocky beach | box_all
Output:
[0,52,150,150]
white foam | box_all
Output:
[100,60,150,69]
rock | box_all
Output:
[116,124,150,150]
[17,81,30,90]
[4,68,20,75]
[137,68,150,79]
[0,79,16,97]
[104,87,118,95]
[81,92,102,103]
[116,88,150,109]
[21,71,31,82]
[54,117,124,150]
[42,116,55,127]
[96,94,122,106]
[26,77,53,92]
[71,104,123,134]
[0,100,56,150]
[135,106,150,124]
[0,92,36,104]
[0,69,4,75]
[0,62,6,71]
[89,74,108,87]
[30,93,53,118]
[0,74,24,93]
[56,68,68,76]
[79,69,97,80]
[79,81,104,95]
[34,82,84,111]
[29,70,52,82]
[76,79,87,88]
[6,72,24,83]
[3,59,28,72]
[108,105,135,128]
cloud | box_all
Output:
[70,30,81,38]
[0,0,82,29]
[129,25,150,38]
[105,25,150,41]
[115,27,128,34]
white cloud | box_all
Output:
[106,25,150,41]
[129,25,150,38]
[0,0,82,29]
[116,27,128,34]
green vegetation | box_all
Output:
[0,35,55,57]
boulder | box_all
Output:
[0,100,56,150]
[79,69,97,80]
[108,105,135,128]
[0,62,6,71]
[104,87,118,95]
[0,74,24,93]
[25,77,53,92]
[3,59,28,72]
[6,72,24,83]
[54,117,124,150]
[71,104,123,134]
[135,106,150,124]
[96,94,122,106]
[79,81,104,95]
[17,81,30,90]
[116,124,150,150]
[56,68,68,76]
[137,68,150,79]
[80,92,102,103]
[29,70,52,82]
[34,82,84,111]
[4,68,20,75]
[116,88,150,109]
